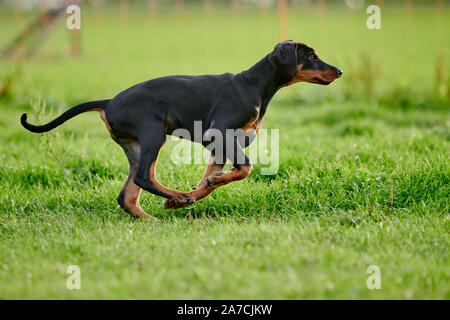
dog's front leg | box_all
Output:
[166,133,253,209]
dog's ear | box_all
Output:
[269,40,297,78]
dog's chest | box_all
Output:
[236,112,263,148]
[242,117,262,134]
[240,104,262,131]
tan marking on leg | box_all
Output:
[188,164,253,203]
[149,156,193,210]
[99,110,113,133]
[186,156,225,202]
[167,155,224,209]
[149,161,187,199]
[195,155,224,189]
[207,165,253,187]
[121,171,153,219]
[115,139,155,219]
[119,167,156,219]
[188,182,215,202]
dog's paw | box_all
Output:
[204,171,224,189]
[164,193,195,209]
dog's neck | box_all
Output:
[238,54,291,105]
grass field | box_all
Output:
[0,5,449,299]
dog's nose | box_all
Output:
[335,68,343,78]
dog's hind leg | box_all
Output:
[115,138,155,219]
[133,128,193,209]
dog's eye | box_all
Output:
[309,55,317,61]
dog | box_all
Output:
[21,40,342,219]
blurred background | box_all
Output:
[0,0,449,108]
[0,1,448,300]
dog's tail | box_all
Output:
[20,99,110,133]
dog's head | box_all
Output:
[269,40,342,85]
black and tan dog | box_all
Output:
[21,40,342,219]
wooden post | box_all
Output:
[148,0,157,11]
[232,0,240,14]
[204,0,213,12]
[277,0,287,41]
[120,0,129,21]
[147,0,157,18]
[406,0,413,12]
[318,0,326,11]
[2,7,67,59]
[120,0,129,9]
[68,0,82,57]
[175,0,184,11]
[13,0,23,24]
[70,29,81,57]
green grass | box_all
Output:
[0,6,449,299]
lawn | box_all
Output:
[0,4,448,299]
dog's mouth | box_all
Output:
[313,69,340,85]
[289,66,342,86]
[313,77,334,85]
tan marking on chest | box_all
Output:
[242,117,263,133]
[242,105,263,134]
[242,117,257,131]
